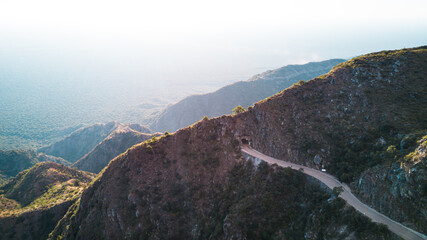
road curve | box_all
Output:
[242,145,427,240]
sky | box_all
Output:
[1,0,426,89]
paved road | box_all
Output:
[242,145,427,240]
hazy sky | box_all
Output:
[0,0,426,148]
[1,0,426,90]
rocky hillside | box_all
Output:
[49,117,393,239]
[351,132,427,234]
[0,162,94,240]
[38,122,152,163]
[0,149,69,184]
[229,46,427,233]
[44,46,427,239]
[235,46,427,181]
[73,125,162,173]
[149,59,345,132]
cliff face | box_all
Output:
[149,59,345,132]
[73,125,162,173]
[351,133,427,234]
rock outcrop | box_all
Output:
[351,133,427,234]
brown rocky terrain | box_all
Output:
[46,46,427,239]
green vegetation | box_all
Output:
[329,130,427,182]
[402,133,427,164]
[0,163,94,240]
[0,175,9,186]
[232,105,246,115]
[0,162,94,217]
[386,145,397,154]
[200,161,393,239]
[333,186,344,197]
[292,80,306,87]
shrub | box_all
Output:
[232,105,246,115]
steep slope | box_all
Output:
[231,46,427,234]
[73,125,162,173]
[50,118,393,239]
[0,162,94,240]
[44,46,427,239]
[38,122,152,163]
[0,149,70,181]
[351,132,427,233]
[149,59,345,132]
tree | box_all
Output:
[332,186,343,197]
[232,105,246,115]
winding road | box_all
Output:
[242,145,427,240]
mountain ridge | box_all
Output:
[149,59,345,132]
[72,124,162,173]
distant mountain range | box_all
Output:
[36,122,160,174]
[149,59,345,132]
[38,122,126,162]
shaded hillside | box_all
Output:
[73,125,162,173]
[48,46,427,239]
[0,162,94,240]
[38,122,119,162]
[38,122,152,163]
[0,149,69,182]
[149,59,345,132]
